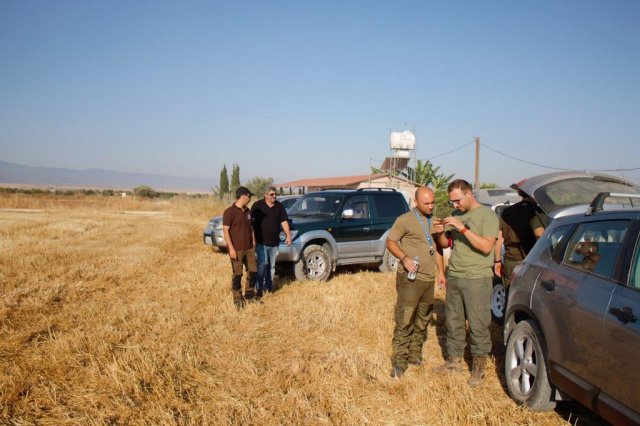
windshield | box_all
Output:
[288,194,344,217]
[534,177,640,215]
[279,197,299,211]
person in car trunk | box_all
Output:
[495,187,548,291]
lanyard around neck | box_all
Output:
[413,208,433,251]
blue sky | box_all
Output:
[1,0,639,187]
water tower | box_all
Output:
[384,130,417,185]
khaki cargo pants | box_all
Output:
[230,247,257,302]
[391,273,435,369]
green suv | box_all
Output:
[277,188,409,281]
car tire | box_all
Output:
[379,249,400,273]
[505,319,556,411]
[294,244,331,282]
[491,278,506,323]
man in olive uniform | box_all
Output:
[386,186,446,378]
[435,179,499,387]
[223,186,258,309]
[496,187,547,288]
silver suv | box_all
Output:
[503,189,640,424]
[203,195,299,251]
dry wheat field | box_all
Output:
[0,193,604,425]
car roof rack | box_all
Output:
[316,187,399,192]
[356,188,397,192]
[586,192,640,215]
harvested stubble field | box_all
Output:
[0,194,603,425]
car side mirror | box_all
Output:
[341,209,354,219]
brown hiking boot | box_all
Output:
[434,356,465,373]
[468,357,487,387]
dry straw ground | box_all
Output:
[0,193,603,425]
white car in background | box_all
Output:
[203,195,300,251]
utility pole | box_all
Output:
[474,136,480,189]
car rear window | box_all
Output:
[373,194,408,218]
[534,178,640,215]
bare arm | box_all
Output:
[223,225,237,260]
[444,216,496,255]
[433,220,447,249]
[436,232,448,249]
[533,226,545,239]
[436,247,447,288]
[385,238,418,273]
[281,220,292,246]
[494,230,503,277]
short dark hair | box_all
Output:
[447,179,472,193]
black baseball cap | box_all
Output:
[235,186,254,198]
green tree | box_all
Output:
[245,176,274,198]
[230,163,240,194]
[414,160,455,217]
[219,164,229,200]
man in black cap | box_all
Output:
[223,186,258,308]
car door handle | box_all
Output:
[609,306,638,324]
[541,279,556,291]
[362,227,370,232]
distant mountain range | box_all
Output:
[0,161,215,193]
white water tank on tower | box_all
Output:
[389,131,416,150]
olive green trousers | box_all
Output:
[391,273,434,369]
[444,276,492,358]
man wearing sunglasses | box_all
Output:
[251,186,292,297]
[435,179,499,387]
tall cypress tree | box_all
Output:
[219,164,229,199]
[231,163,240,193]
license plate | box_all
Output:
[205,236,213,245]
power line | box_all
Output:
[482,142,640,172]
[482,143,572,171]
[425,141,475,161]
[375,139,639,174]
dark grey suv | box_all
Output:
[503,191,640,424]
[491,171,640,322]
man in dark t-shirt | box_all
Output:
[223,186,258,308]
[251,186,292,296]
[496,189,548,288]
